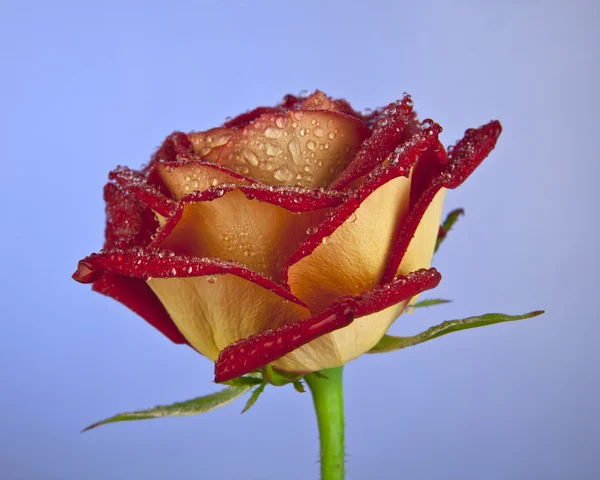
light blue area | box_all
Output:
[1,1,597,478]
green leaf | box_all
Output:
[83,383,255,432]
[223,375,264,387]
[411,298,452,309]
[435,208,464,252]
[241,383,267,413]
[368,310,545,354]
[293,380,306,393]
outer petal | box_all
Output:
[381,121,502,283]
[215,268,441,382]
[73,248,313,361]
[217,110,371,188]
[79,181,186,344]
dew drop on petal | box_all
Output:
[322,236,332,245]
[242,149,259,166]
[288,138,303,165]
[345,212,357,223]
[207,275,217,284]
[265,127,281,139]
[306,140,316,151]
[274,165,293,182]
[306,226,318,235]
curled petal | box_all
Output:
[381,121,502,284]
[217,110,371,188]
[73,248,307,307]
[332,95,416,190]
[109,167,177,217]
[214,268,441,382]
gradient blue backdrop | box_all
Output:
[1,1,597,479]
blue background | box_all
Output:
[1,1,597,478]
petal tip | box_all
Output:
[72,261,99,283]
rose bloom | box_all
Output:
[73,91,501,382]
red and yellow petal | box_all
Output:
[217,110,371,188]
[153,162,334,283]
[382,121,502,283]
[215,268,441,382]
[73,247,313,362]
[285,123,444,310]
[188,127,235,162]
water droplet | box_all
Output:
[306,140,316,151]
[207,275,217,284]
[191,180,199,189]
[345,213,357,224]
[169,268,177,276]
[306,226,318,235]
[184,175,191,182]
[304,165,311,173]
[214,134,230,146]
[265,127,281,139]
[242,149,259,166]
[265,144,278,156]
[328,132,336,140]
[322,236,332,245]
[288,139,303,165]
[314,127,325,137]
[274,165,293,182]
[275,117,288,129]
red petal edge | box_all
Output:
[214,268,441,382]
[72,248,308,308]
[331,94,416,190]
[381,121,502,284]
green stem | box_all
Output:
[305,366,345,480]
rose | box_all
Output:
[73,90,501,382]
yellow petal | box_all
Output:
[148,275,311,361]
[287,175,412,312]
[188,127,235,163]
[217,110,369,188]
[398,188,446,275]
